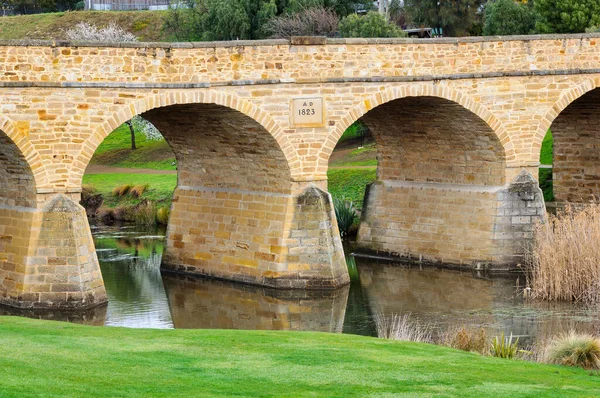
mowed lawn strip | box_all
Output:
[0,317,597,397]
[82,173,177,208]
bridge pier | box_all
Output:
[162,183,348,288]
[0,194,107,309]
[357,170,545,270]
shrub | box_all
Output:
[265,7,339,38]
[527,204,600,303]
[339,12,407,38]
[333,198,357,239]
[130,184,149,198]
[82,184,96,196]
[99,208,115,225]
[441,326,488,355]
[112,184,132,197]
[490,332,519,359]
[543,331,600,369]
[374,313,432,343]
[156,206,170,226]
[113,206,132,222]
[134,201,157,227]
[66,22,137,42]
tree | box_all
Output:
[65,23,162,150]
[163,0,374,41]
[339,11,407,38]
[483,0,537,36]
[535,0,600,33]
[404,0,485,37]
[7,0,78,13]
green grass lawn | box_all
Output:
[82,169,376,211]
[540,130,553,165]
[328,169,377,209]
[91,124,176,171]
[0,317,597,397]
[539,130,554,201]
[83,173,177,208]
[330,144,378,167]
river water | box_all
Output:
[2,223,598,346]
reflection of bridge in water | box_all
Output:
[2,246,596,346]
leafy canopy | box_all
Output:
[339,11,407,38]
[535,0,600,33]
[483,0,537,36]
[404,0,485,37]
[164,0,373,41]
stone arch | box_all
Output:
[0,115,49,195]
[68,90,298,190]
[538,77,600,202]
[318,84,514,176]
[533,77,600,160]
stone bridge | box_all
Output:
[1,34,600,309]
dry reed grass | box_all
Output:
[440,326,488,355]
[112,184,132,197]
[527,203,600,303]
[374,313,432,343]
[134,201,157,227]
[543,331,600,369]
[130,184,149,198]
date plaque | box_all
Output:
[290,97,325,127]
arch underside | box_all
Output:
[355,97,526,266]
[0,130,38,306]
[551,88,600,202]
[143,103,346,287]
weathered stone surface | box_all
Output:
[0,35,599,307]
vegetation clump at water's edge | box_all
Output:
[0,317,598,397]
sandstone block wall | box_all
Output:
[552,88,600,202]
[1,35,600,307]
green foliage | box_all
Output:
[333,198,357,239]
[539,168,554,202]
[483,0,537,36]
[339,122,368,143]
[7,0,79,13]
[539,130,554,202]
[164,0,373,41]
[540,130,553,165]
[1,317,598,396]
[327,169,376,209]
[535,0,600,33]
[156,206,170,225]
[490,332,519,359]
[544,331,600,369]
[404,0,484,37]
[339,11,407,38]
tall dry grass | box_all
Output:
[374,313,432,343]
[527,203,600,303]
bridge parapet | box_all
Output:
[1,34,600,87]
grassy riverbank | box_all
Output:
[0,11,168,41]
[0,317,597,397]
